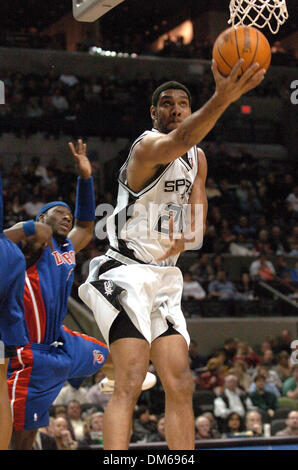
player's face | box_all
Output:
[151,89,191,134]
[43,206,73,239]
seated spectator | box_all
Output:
[51,416,78,450]
[66,400,86,441]
[275,351,291,383]
[132,406,157,443]
[33,418,57,450]
[261,349,276,368]
[182,272,206,300]
[233,215,256,239]
[235,272,257,301]
[195,416,213,440]
[278,364,298,410]
[286,185,298,213]
[249,254,276,281]
[287,225,298,256]
[254,230,273,255]
[269,226,291,255]
[249,375,278,421]
[245,410,264,437]
[233,342,261,369]
[78,412,104,447]
[205,178,222,201]
[222,411,245,438]
[214,374,254,431]
[200,412,221,438]
[147,415,166,443]
[250,364,281,397]
[188,339,207,371]
[229,360,253,393]
[229,233,257,256]
[208,270,239,301]
[275,410,298,437]
[188,253,214,283]
[54,381,89,406]
[197,357,225,394]
[86,370,112,411]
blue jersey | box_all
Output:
[23,236,76,344]
[0,172,3,233]
[0,172,28,347]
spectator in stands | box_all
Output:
[54,381,89,406]
[77,412,104,447]
[229,360,253,393]
[261,349,276,367]
[66,400,86,441]
[222,411,245,437]
[250,363,281,397]
[195,416,213,440]
[279,364,298,410]
[51,416,78,450]
[273,329,293,355]
[275,255,291,279]
[275,351,291,383]
[189,253,214,283]
[254,229,273,255]
[22,193,45,218]
[182,271,206,301]
[249,254,276,281]
[188,339,207,371]
[216,338,239,368]
[275,410,298,437]
[147,415,166,442]
[249,375,278,421]
[245,410,263,437]
[213,374,254,431]
[205,178,222,201]
[201,412,221,438]
[286,185,298,213]
[208,270,239,301]
[269,226,291,255]
[197,357,225,394]
[287,225,298,256]
[235,272,256,300]
[86,370,112,411]
[233,215,256,239]
[132,406,157,442]
[229,233,257,256]
[233,342,261,369]
[33,418,57,450]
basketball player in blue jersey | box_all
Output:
[0,173,52,449]
[79,59,266,449]
[5,140,110,450]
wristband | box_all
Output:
[23,220,36,237]
[74,176,95,221]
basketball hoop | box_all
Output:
[228,0,289,34]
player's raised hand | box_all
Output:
[212,58,266,105]
[68,139,92,179]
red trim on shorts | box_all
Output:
[24,266,47,343]
[7,345,33,431]
[62,325,107,349]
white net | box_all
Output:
[228,0,289,34]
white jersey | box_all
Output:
[106,129,199,266]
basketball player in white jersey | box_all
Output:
[79,59,266,449]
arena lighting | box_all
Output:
[241,105,252,114]
[73,0,125,22]
[89,47,138,58]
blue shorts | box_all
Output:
[0,234,28,350]
[7,325,108,430]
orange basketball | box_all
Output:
[212,26,271,77]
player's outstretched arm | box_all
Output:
[4,221,53,247]
[133,60,265,169]
[67,139,95,253]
